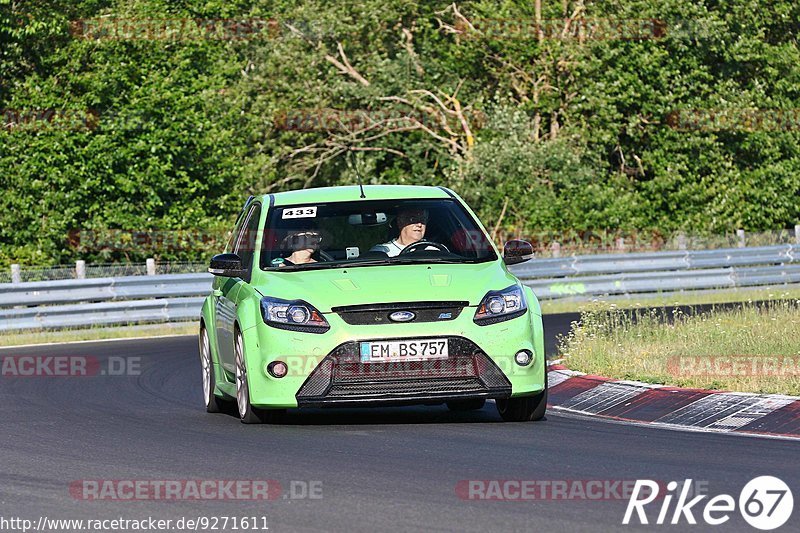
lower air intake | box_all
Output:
[295,337,511,407]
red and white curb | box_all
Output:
[546,365,800,439]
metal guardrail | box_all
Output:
[0,274,212,332]
[0,273,212,307]
[514,244,800,299]
[1,244,799,332]
[0,297,206,331]
[512,244,799,277]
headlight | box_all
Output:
[473,285,528,325]
[260,297,330,333]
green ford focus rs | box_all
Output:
[199,185,546,423]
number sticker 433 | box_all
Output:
[282,207,317,219]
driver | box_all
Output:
[273,229,323,266]
[370,208,435,257]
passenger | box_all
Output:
[274,229,323,266]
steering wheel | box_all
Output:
[399,241,451,255]
[318,250,335,262]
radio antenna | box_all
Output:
[348,148,367,199]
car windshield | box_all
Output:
[260,198,497,270]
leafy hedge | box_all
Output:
[1,0,799,266]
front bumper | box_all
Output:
[240,305,545,409]
[295,337,512,407]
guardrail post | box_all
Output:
[146,258,156,276]
[550,242,561,257]
[737,229,746,248]
[75,260,86,279]
[11,264,21,283]
[677,233,687,251]
[795,224,800,245]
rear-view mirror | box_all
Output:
[347,212,388,226]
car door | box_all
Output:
[214,202,261,373]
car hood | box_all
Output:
[251,261,518,313]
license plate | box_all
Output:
[360,339,448,362]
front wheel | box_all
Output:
[234,330,284,424]
[495,386,547,422]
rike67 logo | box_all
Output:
[624,476,793,530]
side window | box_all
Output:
[225,207,249,254]
[235,203,261,279]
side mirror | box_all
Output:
[503,240,534,265]
[208,253,245,277]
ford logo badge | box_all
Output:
[389,311,415,322]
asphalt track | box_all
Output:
[0,314,797,532]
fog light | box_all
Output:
[268,361,288,378]
[514,350,533,366]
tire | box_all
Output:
[234,329,284,424]
[200,325,229,413]
[446,398,486,411]
[495,386,547,422]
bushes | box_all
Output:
[2,0,800,266]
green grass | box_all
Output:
[558,299,800,395]
[539,285,800,315]
[0,322,197,347]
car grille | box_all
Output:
[331,301,469,325]
[295,336,511,406]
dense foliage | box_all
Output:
[1,0,799,265]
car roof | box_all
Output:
[262,185,452,207]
